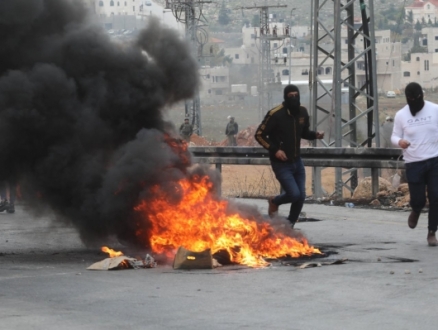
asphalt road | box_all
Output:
[1,199,436,330]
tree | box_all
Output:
[210,49,233,67]
[218,1,231,26]
[415,20,422,32]
[407,10,413,25]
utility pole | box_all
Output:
[310,0,379,198]
[241,2,287,119]
[288,8,296,85]
[165,0,211,136]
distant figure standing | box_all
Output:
[381,116,394,148]
[381,116,403,180]
[179,118,193,142]
[225,116,238,146]
[391,82,438,246]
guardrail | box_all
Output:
[190,147,404,168]
[189,147,405,198]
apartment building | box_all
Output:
[94,0,143,16]
[405,0,438,24]
[343,29,402,93]
[226,23,401,93]
[401,27,438,89]
[199,66,230,100]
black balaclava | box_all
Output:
[283,84,301,112]
[405,82,424,116]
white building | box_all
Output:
[405,0,438,24]
[400,27,438,90]
[94,0,143,16]
[199,66,230,100]
[345,29,402,93]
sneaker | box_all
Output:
[408,211,420,229]
[427,231,438,246]
[268,197,278,218]
[0,200,9,212]
[6,203,15,214]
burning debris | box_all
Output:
[134,173,321,268]
[87,246,157,270]
[173,247,215,270]
[0,0,321,268]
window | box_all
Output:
[301,69,309,75]
[317,67,323,75]
[273,43,278,48]
[282,69,289,76]
[99,0,104,6]
[416,57,420,61]
[435,36,438,41]
[423,39,427,46]
[403,71,411,77]
[133,6,135,11]
[110,1,114,6]
[235,54,239,59]
[435,49,438,52]
[425,59,430,71]
[393,60,395,66]
[325,67,332,75]
[418,71,420,75]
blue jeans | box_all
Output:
[405,155,438,232]
[271,158,306,224]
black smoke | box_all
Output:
[0,0,205,247]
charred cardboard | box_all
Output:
[87,256,137,270]
[87,254,157,270]
[173,246,213,270]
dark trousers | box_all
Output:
[405,155,438,232]
[271,158,306,224]
[227,135,236,146]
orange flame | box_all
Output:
[135,175,321,268]
[101,246,124,258]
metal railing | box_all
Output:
[189,147,404,198]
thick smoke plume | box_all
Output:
[0,0,207,246]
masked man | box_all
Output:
[255,84,324,228]
[391,82,438,246]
